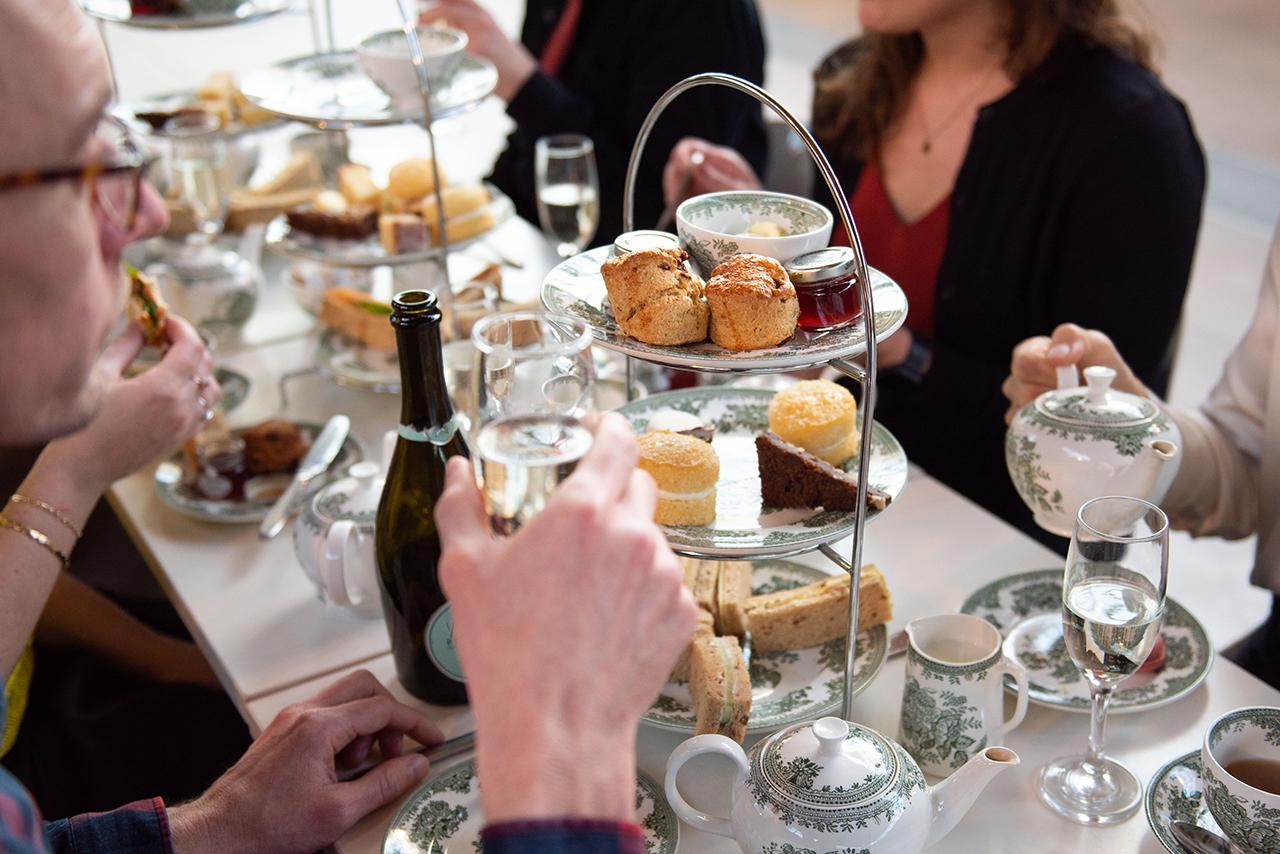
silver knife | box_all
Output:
[1171,821,1247,854]
[336,731,476,783]
[258,415,351,540]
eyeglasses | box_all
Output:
[0,114,156,233]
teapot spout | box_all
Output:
[1137,439,1179,497]
[925,746,1019,848]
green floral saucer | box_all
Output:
[540,246,908,372]
[643,560,887,735]
[383,759,678,854]
[1145,750,1223,853]
[959,568,1212,714]
[616,388,907,559]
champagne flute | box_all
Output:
[470,311,595,533]
[164,111,229,250]
[1039,495,1169,825]
[534,134,600,259]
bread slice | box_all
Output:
[248,152,322,196]
[756,431,891,511]
[670,608,715,683]
[338,163,381,209]
[745,564,892,652]
[418,184,490,228]
[319,288,396,351]
[679,557,720,615]
[689,635,752,743]
[716,561,753,639]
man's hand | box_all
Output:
[1002,322,1150,423]
[169,670,443,854]
[435,412,698,823]
[420,0,536,101]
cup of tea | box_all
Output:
[1202,706,1280,852]
[899,613,1030,777]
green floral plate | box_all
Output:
[1145,750,1223,853]
[541,246,908,372]
[617,388,907,559]
[959,568,1212,714]
[643,560,887,735]
[383,759,678,854]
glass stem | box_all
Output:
[1086,683,1112,768]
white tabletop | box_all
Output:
[240,470,1280,853]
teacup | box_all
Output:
[900,614,1029,777]
[1202,706,1280,852]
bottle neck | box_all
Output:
[394,317,455,432]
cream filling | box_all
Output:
[657,485,716,501]
[717,639,736,729]
[803,430,855,457]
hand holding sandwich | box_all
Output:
[435,412,699,824]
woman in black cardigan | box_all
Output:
[665,0,1205,547]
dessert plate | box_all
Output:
[240,51,497,129]
[264,183,513,268]
[1145,750,1223,854]
[643,560,886,736]
[541,246,908,372]
[153,420,364,523]
[383,759,678,854]
[80,0,292,29]
[616,387,907,558]
[959,568,1212,714]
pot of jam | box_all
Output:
[194,436,250,501]
[785,247,862,332]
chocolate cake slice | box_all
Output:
[756,431,891,511]
[285,205,377,240]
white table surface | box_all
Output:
[241,469,1280,854]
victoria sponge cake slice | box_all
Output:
[637,431,719,526]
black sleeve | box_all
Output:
[504,0,767,239]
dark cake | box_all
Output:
[755,431,890,511]
[285,205,377,240]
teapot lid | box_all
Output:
[311,461,381,526]
[1035,365,1158,429]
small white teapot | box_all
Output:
[1005,364,1181,537]
[293,459,383,618]
[665,716,1018,854]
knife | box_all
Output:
[336,731,476,783]
[258,415,351,540]
[1171,820,1246,854]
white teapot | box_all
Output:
[665,716,1018,854]
[1005,364,1180,537]
[293,459,383,618]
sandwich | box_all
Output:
[670,608,715,683]
[745,564,892,652]
[689,634,752,743]
[127,264,169,346]
[319,288,396,352]
[715,561,752,638]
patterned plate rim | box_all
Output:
[959,568,1214,714]
[641,561,888,735]
[540,246,908,372]
[616,387,907,559]
[1144,748,1205,854]
[115,90,287,137]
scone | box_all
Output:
[636,431,719,526]
[705,253,799,351]
[599,247,709,345]
[387,157,443,201]
[768,379,859,465]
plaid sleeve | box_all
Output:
[480,818,648,854]
[0,767,46,854]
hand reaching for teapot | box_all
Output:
[1002,323,1150,424]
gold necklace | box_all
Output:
[919,65,1001,154]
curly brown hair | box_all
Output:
[812,0,1158,163]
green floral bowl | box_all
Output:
[675,190,832,277]
[1202,705,1280,853]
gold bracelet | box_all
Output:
[9,493,83,538]
[0,515,70,569]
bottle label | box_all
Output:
[424,604,466,683]
[399,413,466,446]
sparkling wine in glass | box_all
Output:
[1039,495,1169,825]
[534,134,600,259]
[164,111,229,246]
[470,311,595,533]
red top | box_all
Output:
[539,0,583,78]
[838,161,950,338]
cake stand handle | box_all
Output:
[393,0,457,338]
[623,73,877,720]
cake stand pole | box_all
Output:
[393,0,457,336]
[621,73,878,720]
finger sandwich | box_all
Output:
[689,634,752,743]
[745,564,892,652]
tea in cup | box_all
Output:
[1202,706,1280,851]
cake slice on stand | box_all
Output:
[755,431,890,511]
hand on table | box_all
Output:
[169,670,443,854]
[43,317,220,495]
[435,412,699,823]
[663,137,762,208]
[420,0,536,101]
[1002,322,1150,424]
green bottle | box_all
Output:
[376,290,469,704]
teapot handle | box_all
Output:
[321,520,357,607]
[1055,364,1079,391]
[664,734,748,839]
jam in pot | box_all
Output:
[785,247,863,332]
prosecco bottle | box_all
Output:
[376,290,469,704]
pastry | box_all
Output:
[599,247,709,345]
[745,565,892,651]
[285,204,377,240]
[755,431,891,511]
[715,561,753,639]
[705,253,799,350]
[417,184,490,228]
[127,265,168,346]
[689,635,752,743]
[319,288,396,351]
[311,190,349,214]
[645,409,714,443]
[431,206,497,244]
[241,419,310,475]
[337,163,381,208]
[378,213,430,255]
[768,380,859,465]
[670,608,715,683]
[387,157,443,201]
[637,431,719,526]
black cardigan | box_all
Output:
[488,0,768,242]
[816,35,1206,548]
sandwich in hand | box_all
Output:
[126,264,169,346]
